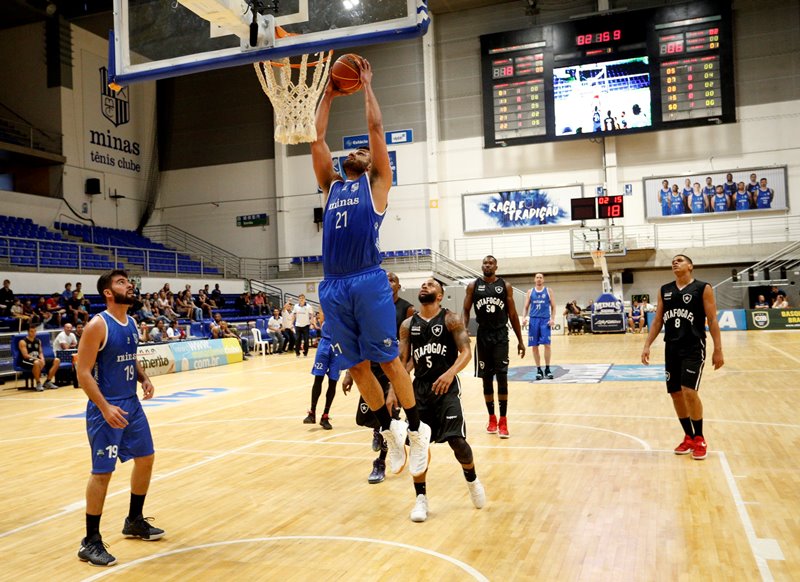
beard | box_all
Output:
[482,267,495,277]
[112,289,136,305]
[342,157,367,174]
[418,292,437,305]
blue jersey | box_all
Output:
[746,182,759,196]
[322,173,384,276]
[755,188,772,209]
[660,189,671,216]
[703,186,715,197]
[669,193,684,215]
[95,311,139,401]
[712,194,729,212]
[689,192,706,213]
[528,287,551,319]
[682,187,693,199]
[723,182,737,197]
[631,307,642,320]
[734,191,751,211]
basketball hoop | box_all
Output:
[253,42,333,145]
[590,249,605,268]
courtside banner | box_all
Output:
[746,309,800,330]
[170,339,243,372]
[643,165,788,219]
[137,343,174,377]
[462,185,580,232]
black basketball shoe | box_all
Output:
[78,534,117,567]
[122,515,165,541]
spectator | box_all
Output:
[754,295,770,309]
[74,321,84,344]
[149,319,166,343]
[772,293,789,309]
[18,323,60,391]
[10,298,31,325]
[136,295,157,324]
[253,291,266,315]
[235,293,248,316]
[209,312,224,339]
[45,293,67,327]
[138,321,150,343]
[166,319,183,341]
[34,297,53,327]
[292,294,315,357]
[197,290,217,319]
[628,300,646,333]
[281,301,296,352]
[0,279,14,315]
[156,290,178,321]
[563,300,584,335]
[75,281,85,301]
[211,283,225,307]
[55,322,79,350]
[61,282,73,304]
[219,321,251,359]
[22,299,42,327]
[68,290,90,325]
[267,308,285,353]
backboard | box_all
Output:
[570,225,627,259]
[110,0,430,86]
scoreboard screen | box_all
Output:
[597,195,624,219]
[481,0,734,147]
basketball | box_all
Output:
[330,53,363,95]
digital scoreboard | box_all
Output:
[481,0,734,147]
[597,195,624,219]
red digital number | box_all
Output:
[504,65,513,76]
[598,196,609,204]
[610,205,621,217]
[613,29,621,40]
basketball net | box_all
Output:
[254,47,333,145]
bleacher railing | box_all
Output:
[453,214,800,261]
[143,224,243,277]
[0,115,62,156]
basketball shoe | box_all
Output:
[302,411,315,424]
[368,458,386,484]
[371,429,383,452]
[381,419,408,474]
[467,478,486,509]
[319,414,332,430]
[486,414,498,434]
[498,416,510,438]
[408,421,432,477]
[410,494,428,522]
[692,436,707,460]
[78,534,116,567]
[674,435,695,455]
[122,515,165,540]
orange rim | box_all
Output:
[260,27,332,69]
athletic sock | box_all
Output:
[128,493,145,520]
[485,400,495,415]
[86,513,101,539]
[544,366,551,374]
[322,379,337,414]
[373,406,392,432]
[498,399,508,417]
[537,367,543,374]
[691,418,703,438]
[679,417,694,437]
[414,481,426,496]
[463,467,477,483]
[405,405,421,432]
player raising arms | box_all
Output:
[76,270,163,567]
[311,56,431,478]
[641,255,724,460]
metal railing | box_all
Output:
[0,115,62,156]
[453,214,800,262]
[143,224,242,277]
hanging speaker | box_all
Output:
[85,178,101,195]
[621,271,634,284]
[313,207,323,223]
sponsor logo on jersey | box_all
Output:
[495,286,503,294]
[351,183,360,192]
[664,292,673,300]
[95,449,105,457]
[752,311,769,329]
[477,285,485,291]
[431,324,443,337]
[383,338,392,347]
[683,294,692,304]
[446,415,457,420]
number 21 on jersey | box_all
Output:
[335,210,348,229]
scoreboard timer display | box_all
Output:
[597,195,624,219]
[481,0,734,147]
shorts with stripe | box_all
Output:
[474,336,509,378]
[86,396,154,474]
[355,363,399,429]
[310,337,341,381]
[527,318,551,346]
[415,377,466,443]
[664,341,706,393]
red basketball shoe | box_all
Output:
[692,436,707,460]
[486,414,498,434]
[674,435,695,455]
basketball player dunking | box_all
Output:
[76,270,164,567]
[641,255,724,460]
[311,57,431,478]
[398,279,485,522]
[463,255,525,438]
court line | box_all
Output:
[0,440,264,540]
[756,340,800,365]
[718,451,784,582]
[80,536,490,582]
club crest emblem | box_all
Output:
[431,324,443,337]
[752,311,769,329]
[682,294,692,304]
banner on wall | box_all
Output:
[590,292,626,333]
[462,185,580,232]
[643,166,788,219]
[81,50,153,177]
[170,338,243,372]
[746,309,800,330]
[137,343,174,377]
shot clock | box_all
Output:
[480,0,734,147]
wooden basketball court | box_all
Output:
[1,330,798,581]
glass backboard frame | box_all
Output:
[110,0,430,86]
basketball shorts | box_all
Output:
[355,363,399,429]
[664,341,706,393]
[86,396,154,474]
[310,337,341,381]
[474,337,509,378]
[415,377,466,443]
[527,318,551,346]
[19,357,54,370]
[319,267,398,370]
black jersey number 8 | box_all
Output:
[675,318,681,328]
